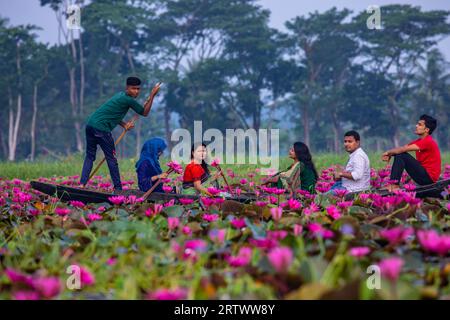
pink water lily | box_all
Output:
[267,247,293,273]
[13,291,40,300]
[182,225,192,236]
[210,159,220,167]
[209,229,226,245]
[179,198,194,205]
[379,226,414,246]
[108,196,126,206]
[379,257,404,282]
[227,247,252,267]
[293,224,303,236]
[162,185,173,193]
[230,218,246,229]
[349,246,370,258]
[203,213,219,223]
[32,276,61,299]
[146,204,163,217]
[148,288,188,300]
[167,161,183,174]
[167,217,180,230]
[55,207,71,217]
[87,213,102,222]
[417,229,450,256]
[270,207,283,221]
[326,205,341,220]
[69,200,85,208]
[267,230,288,241]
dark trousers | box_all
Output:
[390,153,433,186]
[80,125,122,190]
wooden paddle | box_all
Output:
[215,164,234,196]
[142,168,175,200]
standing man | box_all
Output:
[80,77,161,191]
[329,130,371,193]
[382,114,441,191]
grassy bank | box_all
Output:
[1,152,449,181]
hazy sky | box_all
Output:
[1,0,449,58]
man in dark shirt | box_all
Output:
[80,77,161,191]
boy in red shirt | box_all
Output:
[382,114,441,191]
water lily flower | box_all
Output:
[202,213,219,223]
[146,204,163,217]
[69,201,85,208]
[270,207,283,221]
[167,217,180,230]
[417,229,450,256]
[87,213,102,222]
[267,230,288,241]
[108,196,126,206]
[380,226,414,246]
[349,246,370,258]
[210,159,220,167]
[267,247,293,273]
[179,198,194,206]
[167,161,183,174]
[293,224,303,236]
[226,247,252,267]
[32,276,61,299]
[147,288,188,300]
[182,225,192,236]
[326,205,341,220]
[230,218,246,229]
[206,187,221,198]
[79,266,95,286]
[209,229,226,244]
[55,208,71,217]
[162,185,173,193]
[379,257,404,282]
[13,291,40,300]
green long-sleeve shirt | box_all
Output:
[87,92,144,132]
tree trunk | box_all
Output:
[0,126,7,159]
[302,104,310,147]
[165,104,172,151]
[331,110,341,154]
[31,84,38,161]
[78,30,85,115]
[8,94,22,162]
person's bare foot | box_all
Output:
[387,184,400,192]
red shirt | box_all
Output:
[183,162,205,183]
[408,135,441,182]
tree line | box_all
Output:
[1,0,450,162]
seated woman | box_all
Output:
[263,142,318,194]
[136,138,169,193]
[182,143,221,196]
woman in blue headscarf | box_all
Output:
[136,138,168,192]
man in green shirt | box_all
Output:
[80,77,160,191]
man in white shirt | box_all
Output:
[329,130,371,194]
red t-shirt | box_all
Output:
[183,162,205,183]
[408,135,441,182]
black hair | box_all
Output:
[293,142,318,180]
[191,143,210,175]
[420,114,437,135]
[126,77,141,86]
[344,130,360,142]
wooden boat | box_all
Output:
[30,181,256,205]
[346,178,450,200]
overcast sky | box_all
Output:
[1,0,449,58]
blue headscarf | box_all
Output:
[135,138,167,174]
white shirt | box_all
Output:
[342,147,371,192]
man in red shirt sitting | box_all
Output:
[382,114,441,191]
